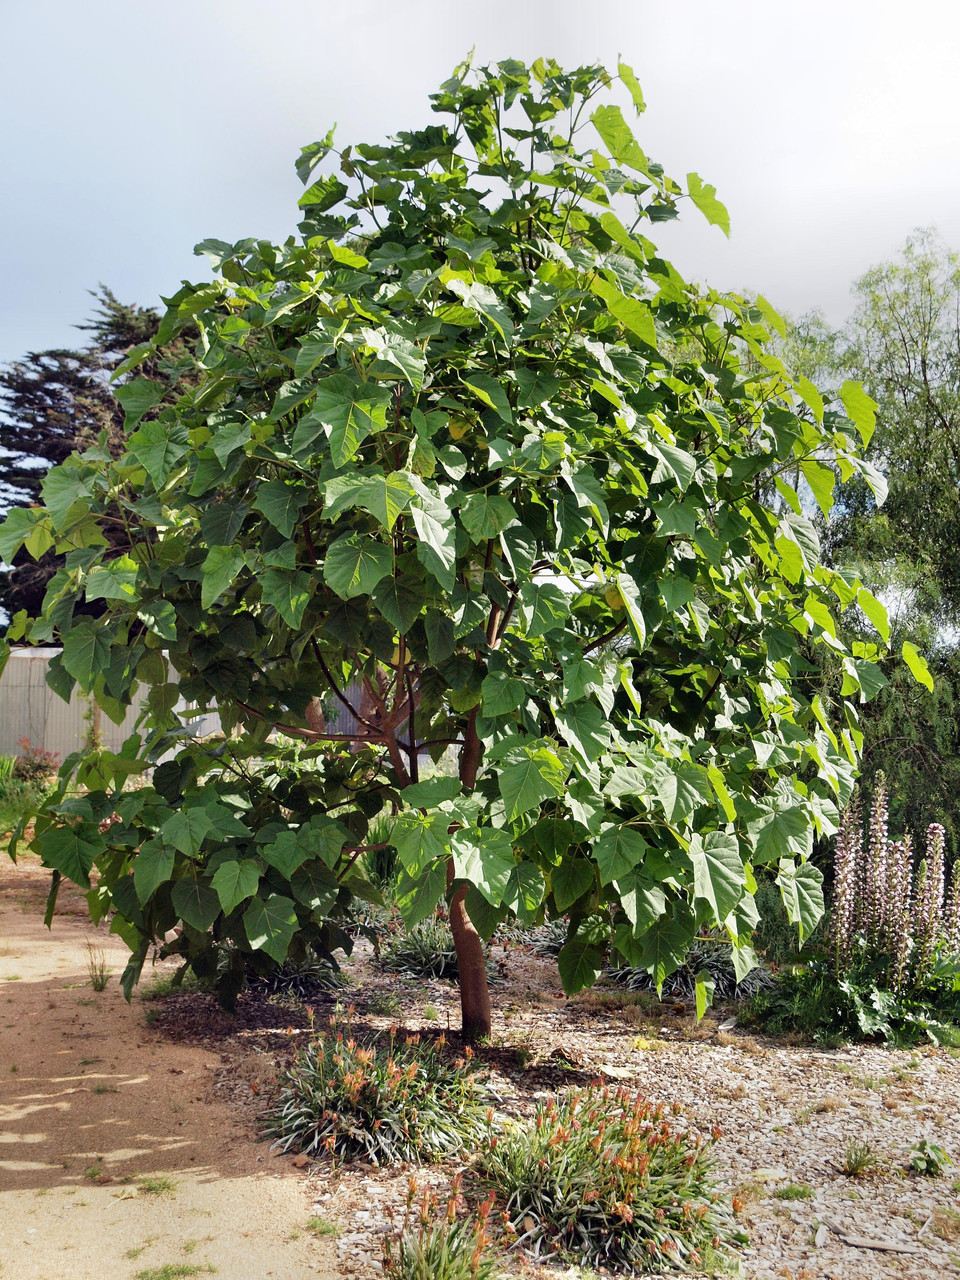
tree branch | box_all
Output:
[311,639,381,735]
[582,617,627,655]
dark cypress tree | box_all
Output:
[0,287,162,620]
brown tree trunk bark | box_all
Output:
[450,707,492,1042]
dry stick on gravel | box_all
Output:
[821,1219,926,1255]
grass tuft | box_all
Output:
[137,1175,179,1196]
[773,1183,814,1201]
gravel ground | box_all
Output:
[151,937,960,1280]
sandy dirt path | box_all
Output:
[0,855,339,1280]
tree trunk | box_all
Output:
[447,866,491,1041]
[451,707,492,1041]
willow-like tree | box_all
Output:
[1,58,907,1039]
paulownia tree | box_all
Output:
[1,57,912,1038]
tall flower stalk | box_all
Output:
[832,786,955,993]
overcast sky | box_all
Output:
[4,0,960,363]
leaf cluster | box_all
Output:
[744,946,960,1046]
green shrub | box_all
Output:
[609,936,773,1002]
[246,956,347,999]
[0,777,45,831]
[482,1084,743,1272]
[379,919,493,983]
[264,1020,487,1164]
[384,1176,500,1280]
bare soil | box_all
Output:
[0,855,338,1280]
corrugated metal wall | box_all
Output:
[0,654,398,761]
[0,649,220,761]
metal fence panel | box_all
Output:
[0,649,220,763]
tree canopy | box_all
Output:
[2,57,909,1037]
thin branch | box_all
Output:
[235,700,378,744]
[582,617,627,655]
[311,639,381,734]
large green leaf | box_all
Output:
[260,830,312,879]
[902,640,934,692]
[452,827,515,905]
[85,557,138,602]
[201,546,245,609]
[593,824,647,885]
[114,378,166,427]
[459,492,517,541]
[558,936,605,994]
[171,876,221,932]
[252,480,308,537]
[748,801,813,864]
[591,278,655,345]
[460,372,513,422]
[391,812,451,875]
[636,913,696,991]
[37,825,104,889]
[290,861,340,913]
[323,534,393,598]
[447,280,514,342]
[840,379,877,446]
[210,858,261,914]
[616,873,666,932]
[519,583,569,637]
[503,861,545,919]
[481,669,526,717]
[555,701,609,764]
[591,104,648,170]
[499,748,566,821]
[618,60,645,114]
[262,569,313,628]
[686,172,730,236]
[243,894,298,961]
[778,860,824,942]
[0,507,54,561]
[688,831,745,922]
[364,330,426,388]
[652,762,711,825]
[552,858,594,911]
[396,862,447,928]
[410,488,456,590]
[372,575,423,633]
[357,472,416,531]
[126,420,188,489]
[133,840,175,904]
[61,622,112,691]
[615,573,647,649]
[296,375,391,465]
[41,465,94,523]
[161,808,216,856]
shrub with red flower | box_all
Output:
[481,1084,744,1272]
